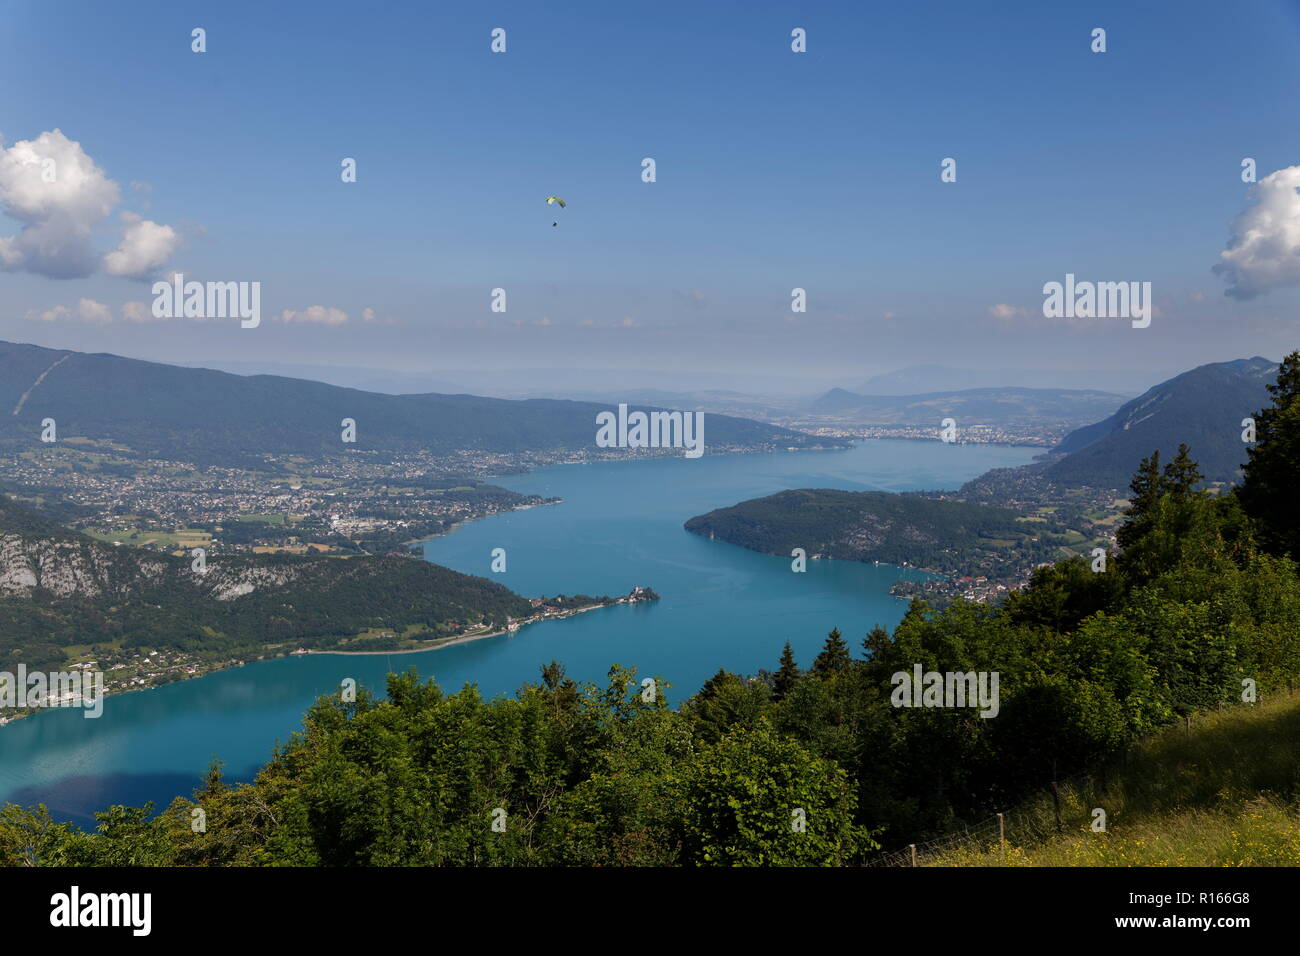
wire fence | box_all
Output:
[866,712,1225,865]
[867,783,1095,867]
[868,811,1009,867]
[866,695,1293,866]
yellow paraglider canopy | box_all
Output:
[546,196,566,226]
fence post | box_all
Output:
[909,844,917,867]
[997,812,1005,856]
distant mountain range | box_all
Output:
[0,342,840,466]
[853,364,1168,397]
[1043,357,1277,489]
[807,386,1126,426]
[198,362,824,398]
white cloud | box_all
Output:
[0,129,184,280]
[360,306,400,326]
[988,303,1025,320]
[103,212,182,279]
[25,298,113,324]
[273,305,349,325]
[122,300,163,322]
[1215,165,1300,300]
[79,298,113,323]
[0,129,119,278]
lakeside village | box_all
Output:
[784,421,1081,448]
[0,436,825,560]
[0,587,660,726]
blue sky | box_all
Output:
[3,0,1300,385]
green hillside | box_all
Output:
[0,493,535,673]
[1045,357,1276,488]
[683,488,1074,577]
[0,341,839,466]
[931,694,1300,866]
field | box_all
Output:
[85,528,212,551]
[251,543,336,554]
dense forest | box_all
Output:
[4,352,1300,867]
[683,487,1071,583]
[0,554,537,673]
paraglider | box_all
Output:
[546,195,566,226]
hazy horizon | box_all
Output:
[0,335,1207,400]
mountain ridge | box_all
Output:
[0,341,840,466]
[1044,356,1277,488]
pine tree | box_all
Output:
[200,757,227,799]
[772,642,800,701]
[698,667,741,700]
[1117,450,1165,551]
[1241,351,1300,558]
[540,660,566,690]
[812,628,852,676]
[862,626,890,661]
[1163,442,1203,503]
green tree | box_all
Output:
[1004,556,1125,633]
[990,676,1128,794]
[677,721,876,865]
[812,628,852,676]
[1117,450,1165,552]
[1240,350,1300,558]
[0,804,77,867]
[1118,446,1224,585]
[1163,442,1203,503]
[687,668,769,743]
[862,625,891,661]
[772,642,800,701]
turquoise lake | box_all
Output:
[0,439,1037,823]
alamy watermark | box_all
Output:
[1042,273,1151,328]
[152,272,261,328]
[50,886,150,936]
[0,665,104,718]
[596,403,705,459]
[890,665,999,718]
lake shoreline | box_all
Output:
[299,598,626,657]
[1,440,1041,819]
